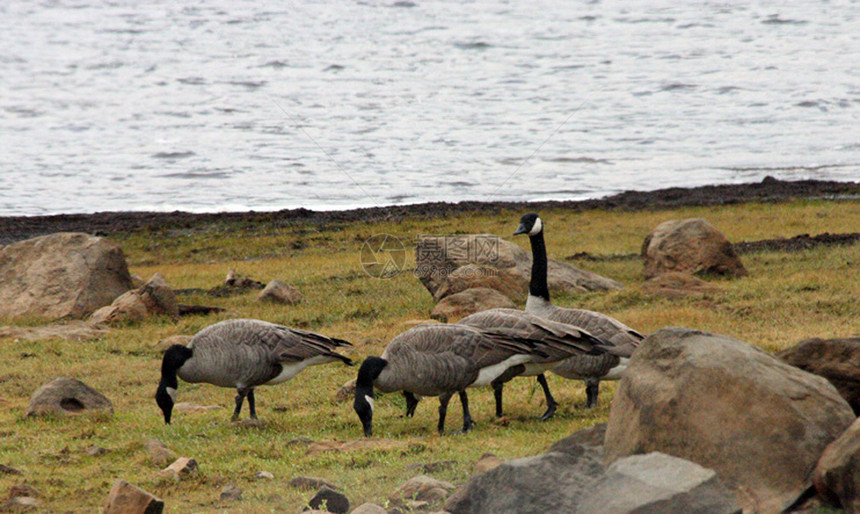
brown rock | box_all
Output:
[0,465,22,475]
[0,321,109,342]
[349,503,387,514]
[305,439,406,455]
[333,379,356,403]
[430,288,515,322]
[103,479,163,514]
[778,337,860,414]
[548,423,607,452]
[90,273,179,325]
[225,269,265,290]
[2,496,41,511]
[257,280,302,305]
[159,457,198,480]
[254,471,274,480]
[640,271,724,299]
[84,446,108,456]
[604,327,855,513]
[143,439,175,467]
[407,461,456,474]
[9,484,40,498]
[395,475,456,503]
[813,416,860,511]
[0,232,134,320]
[289,476,339,491]
[26,377,113,417]
[432,264,528,302]
[474,453,504,474]
[642,218,747,279]
[416,234,622,301]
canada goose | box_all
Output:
[155,318,352,424]
[458,308,616,420]
[514,213,644,411]
[353,323,553,436]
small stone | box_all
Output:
[395,475,455,503]
[334,379,356,403]
[349,503,387,514]
[2,496,41,511]
[254,471,274,480]
[84,446,108,456]
[474,453,504,474]
[406,461,455,474]
[257,280,302,305]
[220,483,242,501]
[103,479,164,514]
[159,457,198,480]
[307,485,349,513]
[290,476,339,491]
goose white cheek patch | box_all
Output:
[529,217,542,235]
[365,395,374,412]
[167,387,178,401]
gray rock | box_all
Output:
[84,445,108,456]
[143,439,175,467]
[9,484,41,498]
[0,232,134,320]
[254,470,274,480]
[605,327,855,513]
[444,444,604,513]
[90,273,179,325]
[576,452,741,514]
[307,485,349,513]
[395,475,455,503]
[26,377,113,417]
[473,453,504,474]
[103,479,164,514]
[220,483,242,501]
[349,503,387,514]
[158,457,198,480]
[406,461,455,474]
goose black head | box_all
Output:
[514,213,542,236]
[156,344,192,425]
[155,383,176,424]
[354,356,388,437]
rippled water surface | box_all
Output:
[1,1,858,215]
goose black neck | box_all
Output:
[356,357,388,389]
[528,231,550,301]
[160,345,192,389]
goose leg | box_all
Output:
[403,391,419,417]
[537,374,558,421]
[459,391,473,433]
[491,381,505,418]
[584,378,600,408]
[247,389,257,420]
[437,392,454,435]
[232,387,250,421]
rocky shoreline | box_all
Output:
[1,178,857,246]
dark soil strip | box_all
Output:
[0,178,857,246]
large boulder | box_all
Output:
[778,336,860,414]
[0,232,133,320]
[26,377,113,417]
[90,273,179,325]
[576,452,740,514]
[604,327,855,513]
[416,234,622,301]
[444,444,604,513]
[430,287,515,322]
[813,416,860,512]
[641,219,747,279]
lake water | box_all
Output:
[1,0,858,216]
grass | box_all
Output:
[0,198,858,512]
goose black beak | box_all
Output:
[513,223,528,236]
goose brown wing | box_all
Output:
[232,320,353,365]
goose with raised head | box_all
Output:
[155,318,353,424]
[353,323,552,437]
[514,213,644,411]
[458,307,619,420]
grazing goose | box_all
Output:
[458,308,616,420]
[353,323,552,436]
[514,213,644,411]
[155,318,352,424]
